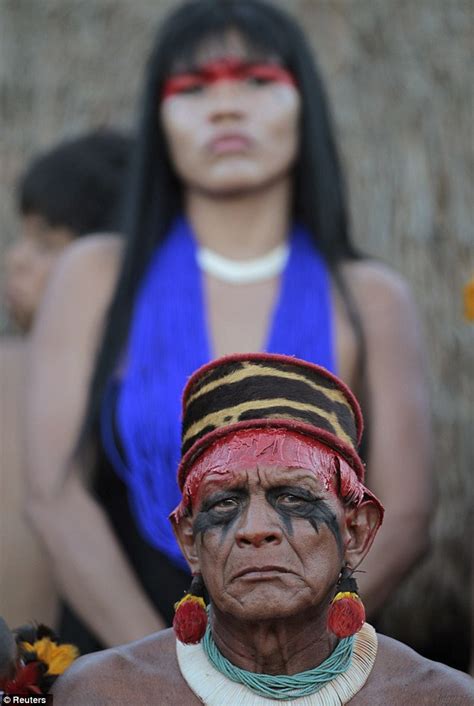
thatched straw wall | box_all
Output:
[1,0,472,665]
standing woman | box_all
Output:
[26,0,431,653]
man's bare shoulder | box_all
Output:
[50,628,474,706]
[51,629,197,706]
[357,633,474,706]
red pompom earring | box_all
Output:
[173,574,208,644]
[327,566,366,638]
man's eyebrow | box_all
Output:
[267,484,322,498]
[199,475,246,493]
[266,471,324,490]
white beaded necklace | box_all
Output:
[196,242,290,284]
[176,622,378,706]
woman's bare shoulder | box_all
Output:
[340,258,421,344]
[34,234,124,342]
[369,633,474,704]
[52,233,124,292]
[341,259,414,310]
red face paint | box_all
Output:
[161,58,296,101]
[171,428,365,523]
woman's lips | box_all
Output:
[208,133,253,155]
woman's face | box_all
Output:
[160,35,301,196]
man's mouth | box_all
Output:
[232,565,291,580]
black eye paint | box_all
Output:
[266,486,343,555]
[192,488,247,540]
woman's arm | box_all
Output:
[344,261,433,616]
[0,338,57,627]
[25,237,165,646]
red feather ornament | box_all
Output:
[327,591,365,638]
[327,569,366,638]
[173,594,208,644]
[0,661,43,695]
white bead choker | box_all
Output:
[196,242,290,284]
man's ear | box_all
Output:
[171,513,201,574]
[342,501,382,568]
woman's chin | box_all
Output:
[191,171,280,199]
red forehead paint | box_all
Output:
[171,428,365,523]
[161,58,296,100]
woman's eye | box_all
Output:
[246,75,273,87]
[178,82,205,95]
[164,74,207,97]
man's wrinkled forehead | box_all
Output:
[197,465,328,503]
[181,430,339,510]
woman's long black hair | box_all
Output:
[78,0,365,453]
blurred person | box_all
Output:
[4,130,132,332]
[26,0,432,659]
[51,355,473,705]
[0,130,132,628]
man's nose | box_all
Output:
[235,496,283,548]
[207,80,246,123]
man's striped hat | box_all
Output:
[177,354,382,518]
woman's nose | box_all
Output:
[207,80,246,123]
[235,496,283,548]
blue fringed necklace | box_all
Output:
[105,217,336,570]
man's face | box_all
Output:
[191,464,347,622]
[4,213,75,331]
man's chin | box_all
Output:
[231,601,307,623]
[219,581,310,621]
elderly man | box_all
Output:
[52,354,472,705]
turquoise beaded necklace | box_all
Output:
[202,625,355,701]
